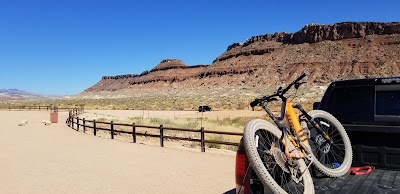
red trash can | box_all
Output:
[50,112,58,123]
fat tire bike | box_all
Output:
[243,73,352,194]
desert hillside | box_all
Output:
[77,22,400,110]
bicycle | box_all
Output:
[243,73,352,194]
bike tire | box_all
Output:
[307,110,353,177]
[243,119,314,194]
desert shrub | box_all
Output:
[178,119,199,129]
[150,118,174,126]
[230,117,262,127]
[207,134,224,149]
[301,102,313,112]
[126,116,144,125]
[237,102,247,110]
[96,117,108,122]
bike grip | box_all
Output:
[277,86,283,93]
[296,72,308,82]
[250,100,259,108]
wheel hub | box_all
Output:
[315,134,330,153]
[271,148,290,173]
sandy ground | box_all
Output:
[0,111,236,194]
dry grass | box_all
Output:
[75,110,276,151]
[0,84,322,111]
[1,85,317,151]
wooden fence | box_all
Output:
[67,114,243,152]
[7,105,84,113]
[8,105,53,111]
[69,108,84,116]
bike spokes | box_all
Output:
[255,129,306,194]
[311,117,346,168]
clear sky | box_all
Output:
[0,0,399,95]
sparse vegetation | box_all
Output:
[0,77,317,152]
[207,134,224,149]
[71,111,276,151]
[96,117,107,122]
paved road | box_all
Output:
[0,111,235,194]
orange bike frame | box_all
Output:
[283,99,310,159]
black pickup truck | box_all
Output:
[235,77,400,194]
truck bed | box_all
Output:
[313,169,400,194]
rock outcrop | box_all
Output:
[216,22,400,62]
[84,22,400,97]
[151,59,187,72]
[102,74,139,80]
[228,22,400,49]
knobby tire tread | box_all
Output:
[243,119,314,194]
[308,110,353,178]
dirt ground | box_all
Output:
[0,111,236,194]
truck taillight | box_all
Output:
[236,149,250,194]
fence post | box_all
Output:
[71,117,74,129]
[93,119,97,136]
[77,117,80,131]
[201,127,205,152]
[67,114,70,127]
[132,123,136,143]
[111,121,114,139]
[9,106,10,111]
[160,125,164,147]
[68,111,71,126]
[83,118,86,133]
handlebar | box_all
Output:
[250,72,308,107]
[296,72,307,83]
[281,72,308,95]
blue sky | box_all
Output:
[0,0,399,95]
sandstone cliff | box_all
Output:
[84,22,400,96]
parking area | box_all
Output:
[0,111,236,193]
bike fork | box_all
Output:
[294,104,333,144]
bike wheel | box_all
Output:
[307,110,352,177]
[243,119,314,194]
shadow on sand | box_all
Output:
[223,188,235,194]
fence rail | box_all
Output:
[6,105,84,113]
[67,114,243,152]
[7,105,53,111]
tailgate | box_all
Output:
[313,169,400,194]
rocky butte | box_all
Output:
[82,21,400,107]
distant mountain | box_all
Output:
[85,21,400,93]
[79,21,400,110]
[0,89,50,99]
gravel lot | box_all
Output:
[0,111,236,194]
